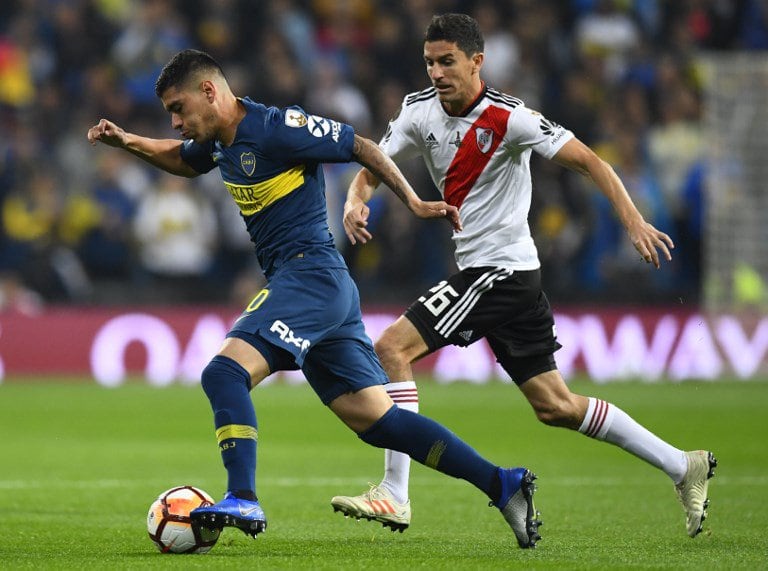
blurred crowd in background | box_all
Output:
[1,0,767,311]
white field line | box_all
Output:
[0,475,765,490]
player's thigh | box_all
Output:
[485,275,562,385]
[487,298,559,360]
[376,315,431,363]
[301,318,389,407]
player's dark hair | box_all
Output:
[424,13,484,56]
[154,49,225,97]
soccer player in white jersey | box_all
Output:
[332,13,716,540]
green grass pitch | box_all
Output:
[0,377,766,569]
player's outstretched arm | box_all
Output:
[347,135,462,244]
[87,118,199,178]
[553,138,674,269]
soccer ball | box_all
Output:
[147,486,220,554]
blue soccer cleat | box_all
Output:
[190,492,267,538]
[491,467,542,548]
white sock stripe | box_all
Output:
[435,268,511,337]
[386,383,419,410]
[385,382,417,391]
[578,397,596,433]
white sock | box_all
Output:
[380,381,419,503]
[578,397,688,483]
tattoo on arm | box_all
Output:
[352,135,364,158]
[352,135,411,206]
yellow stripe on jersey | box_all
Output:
[224,165,305,215]
[216,424,258,443]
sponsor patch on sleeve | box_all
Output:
[307,115,331,137]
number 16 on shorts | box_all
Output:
[420,281,460,317]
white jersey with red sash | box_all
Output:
[379,86,574,271]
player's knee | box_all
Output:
[200,359,219,397]
[201,355,251,397]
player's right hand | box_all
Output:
[343,198,372,245]
[412,200,462,232]
[87,119,127,148]
[627,219,674,269]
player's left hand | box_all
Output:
[412,200,463,232]
[628,221,674,268]
[343,198,372,245]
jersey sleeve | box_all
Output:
[179,139,217,173]
[378,97,422,162]
[506,106,574,159]
[264,106,355,163]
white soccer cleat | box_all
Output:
[331,484,411,532]
[675,450,717,537]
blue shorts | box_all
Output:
[227,262,388,404]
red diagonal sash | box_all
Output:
[444,106,510,209]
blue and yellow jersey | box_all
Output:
[180,97,354,278]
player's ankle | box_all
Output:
[231,489,257,501]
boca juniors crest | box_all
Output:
[476,128,493,154]
[240,152,256,176]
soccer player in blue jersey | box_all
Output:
[87,49,542,548]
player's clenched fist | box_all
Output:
[87,118,127,148]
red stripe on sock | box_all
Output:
[589,400,608,438]
[387,387,418,406]
[585,399,604,437]
[593,401,610,436]
[584,400,600,435]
